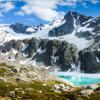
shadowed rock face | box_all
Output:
[0,36,100,73]
[10,23,31,34]
[78,50,100,73]
[10,23,44,34]
[0,38,78,71]
[78,34,100,73]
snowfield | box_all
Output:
[0,14,97,50]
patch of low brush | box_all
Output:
[0,80,66,100]
[0,62,15,69]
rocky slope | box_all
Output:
[0,11,100,73]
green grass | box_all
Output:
[0,80,65,99]
[0,79,100,100]
[0,68,6,76]
[0,63,15,77]
[0,63,6,66]
[0,62,15,69]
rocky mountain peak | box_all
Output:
[64,11,93,24]
[49,11,99,40]
[10,23,32,34]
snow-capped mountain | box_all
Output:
[0,11,100,73]
[0,17,64,44]
[0,11,100,50]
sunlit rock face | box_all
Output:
[49,11,100,40]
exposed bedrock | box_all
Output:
[0,38,78,71]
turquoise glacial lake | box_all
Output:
[59,75,100,86]
[50,72,100,86]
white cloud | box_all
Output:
[0,0,99,21]
[32,8,59,21]
[21,5,33,14]
[59,0,78,6]
[15,11,25,16]
[18,0,60,21]
[59,0,100,6]
[14,0,100,21]
[16,0,80,21]
[0,1,15,16]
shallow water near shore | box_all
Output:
[50,72,100,86]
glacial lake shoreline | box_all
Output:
[50,71,100,86]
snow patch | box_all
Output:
[51,56,59,63]
[50,71,100,78]
[96,57,100,62]
[12,49,17,54]
[37,48,46,54]
[26,27,36,32]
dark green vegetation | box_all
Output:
[0,80,100,100]
[0,80,69,100]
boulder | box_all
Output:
[52,84,70,92]
[12,67,20,73]
[8,91,15,98]
[81,89,94,97]
[25,88,33,92]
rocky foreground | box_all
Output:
[0,62,100,100]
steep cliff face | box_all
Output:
[78,50,100,73]
[78,35,100,73]
[0,38,78,71]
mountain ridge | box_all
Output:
[0,11,100,73]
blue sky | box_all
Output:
[0,0,100,25]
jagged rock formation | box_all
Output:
[10,23,39,34]
[0,38,78,71]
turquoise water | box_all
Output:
[50,72,100,86]
[59,75,100,86]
